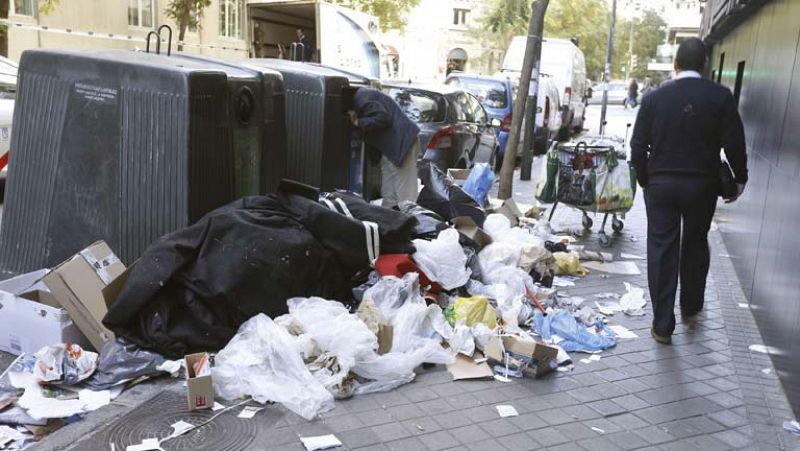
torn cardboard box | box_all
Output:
[485,333,559,378]
[0,270,90,355]
[185,352,214,410]
[447,352,493,380]
[43,241,127,351]
[447,168,471,186]
[452,216,493,250]
[493,198,524,227]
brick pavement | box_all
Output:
[25,171,800,451]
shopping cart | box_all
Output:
[536,136,637,248]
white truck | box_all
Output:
[501,37,589,140]
[248,0,383,79]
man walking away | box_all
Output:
[350,87,421,208]
[630,38,748,345]
[295,28,313,62]
[625,78,639,109]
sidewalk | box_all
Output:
[30,170,799,451]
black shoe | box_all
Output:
[651,327,672,345]
[681,309,702,322]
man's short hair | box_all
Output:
[297,27,304,33]
[675,38,706,72]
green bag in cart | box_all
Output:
[535,148,559,203]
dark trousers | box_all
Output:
[644,176,718,335]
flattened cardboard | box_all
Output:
[185,352,214,411]
[0,291,90,355]
[452,216,493,250]
[447,352,493,380]
[495,198,523,226]
[377,323,393,355]
[43,241,126,351]
[485,333,559,378]
[447,168,471,184]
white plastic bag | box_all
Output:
[212,314,335,420]
[448,321,475,357]
[412,228,471,290]
[478,242,521,278]
[470,323,494,351]
[620,282,646,316]
[33,344,98,385]
[362,274,416,323]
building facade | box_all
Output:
[7,0,250,61]
[702,0,800,416]
[648,0,702,73]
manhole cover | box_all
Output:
[91,390,257,450]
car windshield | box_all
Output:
[383,87,446,123]
[0,81,15,100]
[448,78,508,109]
[608,83,627,91]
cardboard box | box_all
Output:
[0,270,90,355]
[377,323,393,355]
[446,352,494,380]
[452,216,493,250]
[447,168,471,186]
[494,198,524,227]
[185,352,214,410]
[43,241,126,351]
[484,333,558,378]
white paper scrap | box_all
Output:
[596,292,620,300]
[738,303,749,308]
[238,406,264,419]
[620,283,646,316]
[552,277,576,287]
[608,325,638,339]
[580,359,591,364]
[584,261,641,276]
[762,368,772,375]
[473,357,488,364]
[79,389,111,410]
[749,344,769,354]
[212,401,226,411]
[496,405,519,418]
[170,420,194,436]
[300,434,343,451]
[588,354,602,362]
[620,253,645,260]
[493,374,512,383]
[0,425,26,444]
[595,301,623,316]
[591,426,605,433]
[126,438,161,451]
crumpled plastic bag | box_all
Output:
[33,344,98,385]
[470,323,494,351]
[212,314,335,420]
[412,228,472,290]
[449,321,475,356]
[453,296,497,328]
[478,242,521,277]
[533,310,616,353]
[462,163,495,207]
[620,282,646,316]
[398,201,448,240]
[84,339,168,390]
[417,162,486,227]
[362,274,416,323]
[552,252,589,276]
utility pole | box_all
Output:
[599,0,617,137]
[498,0,549,198]
[628,15,634,82]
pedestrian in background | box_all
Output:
[625,78,639,109]
[349,87,421,208]
[631,38,748,345]
[295,28,313,62]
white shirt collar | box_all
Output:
[675,70,702,80]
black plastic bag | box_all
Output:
[398,201,448,240]
[416,163,485,227]
[84,339,168,390]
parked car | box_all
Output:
[588,81,628,105]
[444,73,560,170]
[0,56,17,197]
[501,37,589,140]
[381,81,498,172]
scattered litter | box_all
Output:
[33,343,99,385]
[579,359,591,364]
[762,368,772,375]
[719,253,732,258]
[534,311,616,353]
[0,426,26,448]
[300,434,343,451]
[596,292,620,300]
[784,420,800,436]
[583,261,641,275]
[169,420,195,437]
[126,438,161,451]
[738,303,749,308]
[237,406,264,419]
[629,236,638,242]
[447,353,493,381]
[590,426,605,434]
[552,277,576,287]
[473,357,488,364]
[493,374,512,383]
[619,283,646,316]
[588,354,601,362]
[595,301,623,316]
[620,253,645,260]
[79,388,111,410]
[608,325,638,339]
[496,405,519,418]
[212,401,226,411]
[749,344,769,354]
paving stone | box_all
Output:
[385,437,427,451]
[525,426,570,447]
[401,416,442,437]
[477,418,521,438]
[497,432,537,451]
[508,412,547,431]
[371,423,414,442]
[434,411,473,429]
[586,399,627,417]
[339,427,383,449]
[631,425,677,445]
[553,422,600,441]
[603,430,651,450]
[418,431,459,451]
[711,429,753,448]
[448,425,488,444]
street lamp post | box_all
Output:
[599,0,617,136]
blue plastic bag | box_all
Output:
[533,310,616,353]
[462,164,495,207]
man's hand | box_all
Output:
[347,110,359,127]
[724,183,746,204]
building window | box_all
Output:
[128,0,154,28]
[452,8,469,27]
[220,0,244,39]
[13,0,36,16]
[734,61,745,106]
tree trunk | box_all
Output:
[177,2,190,52]
[497,0,549,199]
[0,0,9,57]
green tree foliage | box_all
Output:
[478,0,611,80]
[165,0,212,50]
[331,0,421,30]
[613,9,666,79]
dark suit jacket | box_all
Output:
[298,35,313,62]
[631,77,748,187]
[353,88,420,167]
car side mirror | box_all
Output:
[490,118,502,127]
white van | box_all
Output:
[501,37,588,140]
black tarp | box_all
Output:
[416,163,485,227]
[103,181,416,358]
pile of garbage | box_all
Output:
[0,164,646,449]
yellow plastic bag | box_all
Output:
[552,252,589,276]
[453,296,497,328]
